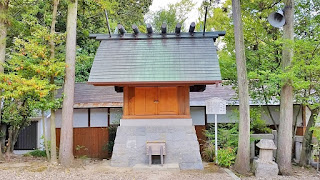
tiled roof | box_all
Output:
[88,34,222,85]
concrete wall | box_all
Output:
[190,107,205,125]
[207,105,303,126]
[90,108,108,127]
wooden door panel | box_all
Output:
[157,87,178,115]
[134,87,157,115]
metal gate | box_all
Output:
[14,122,37,150]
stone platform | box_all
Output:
[111,119,203,170]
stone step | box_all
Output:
[133,163,180,171]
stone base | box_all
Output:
[111,125,203,170]
[253,159,279,178]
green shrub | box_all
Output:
[205,123,239,150]
[26,149,47,157]
[202,142,215,162]
[215,148,236,168]
[250,108,272,134]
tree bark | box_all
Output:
[42,110,50,160]
[6,126,12,155]
[59,0,77,167]
[0,0,9,161]
[299,107,320,166]
[50,108,57,163]
[232,0,251,174]
[50,0,59,164]
[276,0,294,175]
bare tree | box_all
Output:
[232,0,251,174]
[59,0,77,167]
[50,0,59,164]
[276,0,294,175]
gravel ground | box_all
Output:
[0,156,319,180]
[0,156,232,180]
[241,165,320,180]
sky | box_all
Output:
[147,0,203,27]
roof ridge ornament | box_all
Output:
[175,23,181,35]
[132,24,139,36]
[189,22,195,36]
[117,24,126,36]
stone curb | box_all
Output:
[223,168,241,180]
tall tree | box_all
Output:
[0,0,9,161]
[277,0,294,175]
[59,0,77,167]
[50,0,59,164]
[149,0,195,32]
[294,0,320,166]
[232,0,251,174]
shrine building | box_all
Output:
[88,23,225,169]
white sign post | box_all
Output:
[205,97,226,164]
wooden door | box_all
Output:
[157,87,178,115]
[124,86,190,118]
[134,87,157,115]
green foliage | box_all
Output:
[26,149,47,157]
[148,0,195,32]
[250,108,272,134]
[75,145,88,151]
[310,115,320,160]
[104,125,118,153]
[214,148,236,168]
[205,123,239,150]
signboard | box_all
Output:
[205,97,226,114]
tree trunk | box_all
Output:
[6,127,12,155]
[232,0,251,174]
[59,0,77,167]
[0,0,9,161]
[50,109,57,163]
[299,107,320,166]
[49,0,59,164]
[276,0,294,175]
[42,111,50,160]
[10,126,19,152]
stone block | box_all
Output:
[111,124,203,170]
[253,159,279,178]
[135,127,146,136]
[180,162,204,170]
[181,153,202,163]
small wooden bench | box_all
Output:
[146,141,166,166]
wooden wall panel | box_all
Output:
[56,127,109,159]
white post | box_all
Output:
[215,114,218,163]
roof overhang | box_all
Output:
[88,80,222,86]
